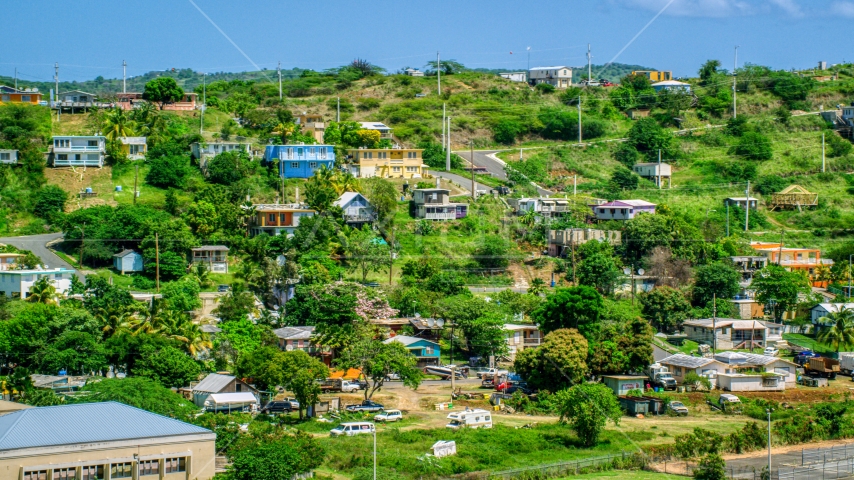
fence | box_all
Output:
[449,452,646,480]
[802,444,854,465]
[778,458,854,480]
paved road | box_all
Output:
[456,149,553,196]
[433,170,490,194]
[0,233,82,278]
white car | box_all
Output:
[763,347,779,357]
[330,422,376,437]
[476,368,509,379]
[374,410,403,422]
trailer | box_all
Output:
[838,353,854,375]
[805,357,840,379]
[618,396,649,416]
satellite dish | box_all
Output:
[286,345,294,351]
[637,268,645,276]
[427,318,435,328]
[623,268,631,275]
[436,318,445,328]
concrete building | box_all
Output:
[54,90,111,110]
[0,86,42,105]
[348,148,425,179]
[190,246,229,273]
[750,242,833,282]
[632,163,671,188]
[113,249,143,274]
[730,255,769,285]
[601,376,646,396]
[504,324,542,360]
[811,303,854,324]
[0,149,18,165]
[657,354,722,387]
[631,70,673,82]
[51,136,106,167]
[384,335,441,366]
[513,197,573,219]
[191,141,252,169]
[547,228,621,257]
[250,204,316,236]
[0,253,25,271]
[682,318,783,350]
[724,197,759,210]
[528,66,572,88]
[0,268,74,299]
[411,188,468,220]
[404,68,425,77]
[295,114,325,143]
[660,351,796,391]
[192,373,257,407]
[264,144,335,179]
[651,80,691,93]
[334,192,375,227]
[118,136,146,160]
[273,326,322,353]
[358,122,394,140]
[592,199,656,221]
[499,72,527,83]
[0,402,215,480]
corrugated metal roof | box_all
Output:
[384,335,438,347]
[272,326,314,340]
[192,373,235,393]
[659,354,718,368]
[0,402,210,451]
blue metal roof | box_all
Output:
[0,402,211,451]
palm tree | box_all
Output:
[177,322,212,357]
[102,107,137,141]
[520,210,538,228]
[94,305,135,338]
[26,277,59,305]
[818,307,854,352]
[331,170,360,195]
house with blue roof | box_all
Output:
[264,144,335,178]
[384,335,441,366]
[0,401,216,480]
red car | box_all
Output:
[600,80,614,87]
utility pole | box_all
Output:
[437,51,441,96]
[744,180,750,231]
[277,61,282,100]
[133,164,139,205]
[587,44,592,83]
[54,63,60,122]
[733,46,739,119]
[470,141,475,200]
[14,68,17,90]
[658,149,662,189]
[527,46,531,71]
[155,233,160,292]
[122,60,127,93]
[79,223,85,269]
[336,97,340,122]
[577,96,582,144]
[388,227,395,286]
[822,133,826,172]
[445,117,451,171]
[712,293,717,352]
[767,409,772,477]
[726,203,730,237]
[442,103,446,149]
[777,230,785,265]
[573,175,577,196]
[201,72,206,134]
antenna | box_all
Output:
[278,61,282,100]
[437,51,441,96]
[122,60,127,93]
[587,44,592,82]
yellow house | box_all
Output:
[631,70,673,82]
[0,402,216,480]
[0,86,42,105]
[118,136,147,160]
[347,148,427,179]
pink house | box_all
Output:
[592,199,656,221]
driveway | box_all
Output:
[0,233,83,278]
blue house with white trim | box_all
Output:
[113,249,143,274]
[384,335,441,366]
[264,144,335,179]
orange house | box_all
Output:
[0,86,42,105]
[750,242,833,286]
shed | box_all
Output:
[724,197,759,210]
[204,392,259,413]
[618,396,649,416]
[602,375,646,396]
[769,185,818,211]
[716,373,786,392]
[113,249,143,274]
[192,373,256,407]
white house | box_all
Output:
[651,80,692,93]
[113,249,143,274]
[682,318,783,350]
[724,197,759,210]
[0,268,74,299]
[842,102,854,126]
[334,192,375,227]
[190,141,252,169]
[0,253,24,271]
[811,303,854,324]
[592,199,656,221]
[658,354,723,387]
[51,135,105,167]
[632,163,671,188]
[119,136,147,160]
[528,66,572,88]
[504,324,542,360]
[499,72,527,83]
[358,122,394,139]
[0,149,18,165]
[404,68,424,77]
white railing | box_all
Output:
[55,145,103,152]
[425,213,456,220]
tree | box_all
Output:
[145,155,190,188]
[533,286,604,338]
[611,168,638,190]
[361,177,398,226]
[694,454,727,480]
[33,185,68,218]
[206,150,254,185]
[751,264,811,322]
[576,251,622,295]
[142,77,185,110]
[474,234,512,269]
[160,278,202,313]
[227,434,325,480]
[684,372,712,391]
[132,344,201,388]
[699,60,722,82]
[426,59,466,75]
[626,118,673,156]
[281,350,330,419]
[817,307,854,352]
[640,286,692,332]
[620,317,654,372]
[101,107,137,141]
[692,262,741,307]
[729,132,772,161]
[71,377,198,420]
[514,328,588,391]
[337,328,423,400]
[343,228,392,282]
[305,169,339,212]
[27,277,59,305]
[614,143,639,168]
[827,132,853,158]
[213,284,257,322]
[556,383,622,447]
[493,119,522,145]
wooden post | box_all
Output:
[155,232,160,292]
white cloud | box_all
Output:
[830,1,854,17]
[616,0,807,18]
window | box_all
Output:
[0,152,9,160]
[87,140,98,147]
[21,95,30,102]
[309,162,317,168]
[1,95,9,102]
[236,383,242,392]
[24,471,47,480]
[309,147,314,154]
[81,465,104,480]
[425,346,434,354]
[111,463,133,478]
[52,468,76,480]
[268,213,276,223]
[297,148,303,156]
[73,154,81,161]
[55,139,70,148]
[290,162,299,169]
[57,154,68,161]
[139,460,160,477]
[279,213,287,224]
[319,147,327,159]
[406,167,417,172]
[365,152,373,159]
[164,458,187,474]
[286,148,294,159]
[392,166,401,172]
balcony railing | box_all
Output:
[425,212,456,220]
[54,145,103,152]
[344,214,375,223]
[523,338,542,346]
[539,206,570,213]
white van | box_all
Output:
[446,408,493,430]
[330,422,376,437]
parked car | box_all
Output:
[217,284,230,292]
[330,422,376,437]
[477,368,509,379]
[668,401,689,416]
[794,351,820,366]
[496,381,532,395]
[345,400,385,413]
[374,409,403,422]
[260,401,294,414]
[763,347,779,356]
[284,397,300,409]
[481,378,496,388]
[385,372,401,381]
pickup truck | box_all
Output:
[477,368,509,379]
[668,401,689,416]
[345,400,385,413]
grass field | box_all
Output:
[561,472,685,480]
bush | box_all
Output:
[627,118,673,154]
[729,132,772,161]
[206,150,254,185]
[33,185,68,218]
[614,144,640,168]
[827,132,853,158]
[493,119,522,145]
[611,168,638,190]
[357,98,381,111]
[754,175,788,195]
[146,155,190,188]
[558,87,583,105]
[535,82,556,94]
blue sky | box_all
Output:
[3,0,850,82]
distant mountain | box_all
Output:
[0,62,653,96]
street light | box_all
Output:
[767,408,772,477]
[373,424,377,480]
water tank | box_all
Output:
[85,187,93,193]
[115,186,123,192]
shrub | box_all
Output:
[493,119,522,145]
[729,132,772,161]
[611,168,638,190]
[754,175,788,195]
[145,155,190,188]
[827,132,853,158]
[614,144,640,168]
[33,185,68,218]
[357,98,381,111]
[535,82,556,94]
